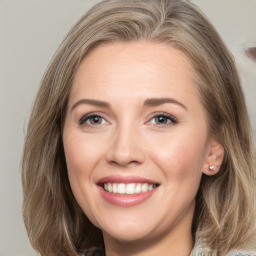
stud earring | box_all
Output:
[209,165,215,171]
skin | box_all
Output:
[63,42,223,256]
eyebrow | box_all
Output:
[71,97,188,111]
[144,97,188,110]
[71,99,110,111]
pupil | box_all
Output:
[92,116,101,124]
[157,116,166,124]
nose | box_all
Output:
[105,126,145,167]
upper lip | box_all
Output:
[96,175,160,185]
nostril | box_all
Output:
[245,46,256,62]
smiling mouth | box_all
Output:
[102,183,159,195]
[97,176,160,206]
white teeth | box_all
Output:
[107,183,113,193]
[112,183,118,193]
[117,183,126,194]
[135,184,142,194]
[141,183,148,192]
[126,183,135,194]
[103,183,157,194]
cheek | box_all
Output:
[64,141,84,175]
[63,135,102,224]
[64,134,103,179]
[148,129,208,179]
[63,136,89,197]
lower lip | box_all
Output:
[98,186,158,207]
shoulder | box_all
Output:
[191,237,256,256]
[191,248,256,256]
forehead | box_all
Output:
[69,41,199,107]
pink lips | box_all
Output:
[96,175,159,207]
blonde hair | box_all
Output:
[22,0,256,255]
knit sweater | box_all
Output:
[90,247,256,256]
[190,238,256,256]
[89,239,256,256]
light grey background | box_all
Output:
[0,1,255,255]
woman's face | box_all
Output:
[63,42,212,245]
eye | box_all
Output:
[149,113,177,126]
[79,114,108,126]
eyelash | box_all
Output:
[79,112,178,128]
[79,112,108,126]
[147,112,178,127]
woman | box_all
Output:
[22,0,256,255]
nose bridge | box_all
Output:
[106,121,145,166]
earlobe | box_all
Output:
[202,138,224,176]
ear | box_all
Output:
[202,137,224,176]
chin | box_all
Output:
[101,224,155,243]
[92,211,158,242]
